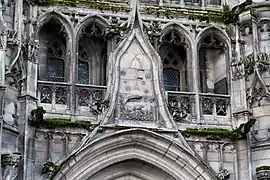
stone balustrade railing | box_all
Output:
[37,81,231,125]
[140,0,223,7]
[167,91,196,121]
[199,93,231,125]
[75,84,107,117]
[37,81,71,113]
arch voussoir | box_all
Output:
[54,129,217,180]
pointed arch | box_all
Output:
[196,26,230,50]
[160,23,195,92]
[162,22,194,49]
[74,15,109,86]
[54,129,218,180]
[75,14,109,35]
[36,11,74,40]
[197,26,231,95]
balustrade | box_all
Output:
[37,81,231,124]
[199,93,231,125]
[37,81,71,113]
[140,0,222,7]
[167,91,196,122]
[75,84,107,116]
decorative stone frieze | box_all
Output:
[2,153,22,167]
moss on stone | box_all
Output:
[29,107,91,129]
[46,0,130,13]
[30,118,91,129]
[181,128,234,138]
[256,166,270,171]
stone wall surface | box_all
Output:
[1,0,270,179]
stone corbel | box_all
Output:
[1,153,22,180]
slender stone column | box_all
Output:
[251,9,259,58]
[0,49,5,86]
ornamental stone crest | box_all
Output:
[100,2,176,129]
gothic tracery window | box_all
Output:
[160,30,188,92]
[77,21,107,86]
[78,45,90,84]
[198,32,228,94]
[38,18,68,82]
[47,42,65,82]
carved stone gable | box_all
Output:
[116,39,157,123]
[100,2,175,129]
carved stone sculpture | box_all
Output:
[3,76,18,126]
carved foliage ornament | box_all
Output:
[105,18,129,41]
[143,21,162,47]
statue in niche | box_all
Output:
[3,75,18,126]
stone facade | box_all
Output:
[1,0,270,179]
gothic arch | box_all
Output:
[36,11,74,40]
[75,15,109,35]
[74,15,109,85]
[36,11,74,83]
[196,26,231,94]
[54,129,217,180]
[161,22,194,49]
[196,26,230,50]
[160,23,194,91]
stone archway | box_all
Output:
[90,159,174,180]
[54,129,217,180]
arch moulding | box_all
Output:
[54,129,218,180]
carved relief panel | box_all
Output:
[116,40,157,122]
